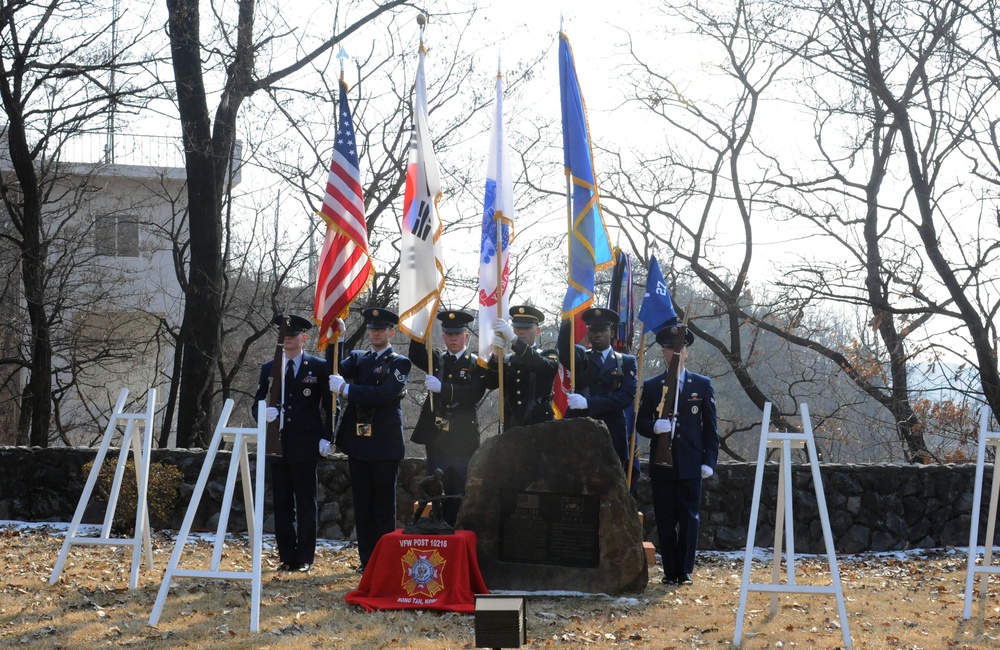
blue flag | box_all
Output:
[560,32,614,318]
[638,256,677,333]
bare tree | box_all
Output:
[0,0,158,445]
[592,2,944,458]
[612,0,1000,462]
[766,0,1000,457]
[162,0,409,446]
[599,1,816,453]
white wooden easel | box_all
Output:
[50,388,156,589]
[964,407,1000,619]
[149,399,267,632]
[734,403,852,649]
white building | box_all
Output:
[0,134,240,445]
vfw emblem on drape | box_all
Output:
[400,548,447,597]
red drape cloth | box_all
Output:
[344,529,489,613]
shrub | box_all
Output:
[80,459,183,534]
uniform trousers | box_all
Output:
[348,458,400,566]
[269,458,318,566]
[425,446,472,527]
[649,463,703,579]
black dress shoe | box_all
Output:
[294,563,311,572]
[356,564,366,575]
[679,574,693,585]
[661,574,678,585]
[277,563,294,572]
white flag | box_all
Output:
[477,74,514,365]
[399,46,445,342]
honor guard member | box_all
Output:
[408,309,487,526]
[636,323,718,585]
[253,314,331,572]
[557,307,638,473]
[485,304,560,426]
[328,308,411,573]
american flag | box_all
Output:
[313,79,372,350]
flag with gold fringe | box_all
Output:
[559,31,614,320]
[313,78,372,350]
[399,45,445,342]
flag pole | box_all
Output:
[328,326,341,438]
[415,14,435,414]
[565,172,576,392]
[627,323,646,487]
[327,62,348,424]
[495,67,506,432]
[495,206,505,432]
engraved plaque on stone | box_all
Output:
[498,490,600,568]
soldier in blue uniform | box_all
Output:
[485,304,560,427]
[328,308,411,572]
[636,324,718,585]
[408,309,486,526]
[557,307,638,473]
[253,314,331,573]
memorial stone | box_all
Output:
[458,418,647,594]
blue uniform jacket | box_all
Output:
[557,321,638,461]
[334,346,411,461]
[253,353,332,464]
[636,370,719,480]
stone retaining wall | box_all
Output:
[1,447,996,553]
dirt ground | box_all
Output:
[3,522,1000,649]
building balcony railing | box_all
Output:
[59,132,243,180]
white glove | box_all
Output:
[329,374,346,394]
[335,318,345,333]
[493,320,515,346]
[265,407,279,423]
[319,439,332,457]
[425,375,442,393]
[653,419,673,435]
[701,465,714,479]
[566,393,588,410]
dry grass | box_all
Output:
[2,523,1000,649]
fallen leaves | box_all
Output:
[2,525,1000,648]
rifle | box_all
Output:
[265,315,289,456]
[652,314,688,467]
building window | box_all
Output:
[95,214,139,257]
